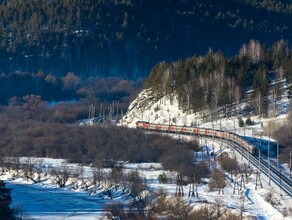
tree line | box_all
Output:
[0,102,199,171]
[0,71,137,109]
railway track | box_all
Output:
[139,121,292,197]
[231,141,292,197]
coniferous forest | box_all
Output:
[1,0,292,79]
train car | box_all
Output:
[185,127,194,134]
[192,128,200,135]
[136,121,149,129]
[216,131,226,139]
[135,121,258,156]
[148,123,158,131]
[168,125,175,132]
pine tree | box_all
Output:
[0,180,13,220]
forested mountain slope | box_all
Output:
[143,39,292,117]
[121,39,292,160]
[1,0,292,79]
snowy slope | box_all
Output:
[119,87,290,138]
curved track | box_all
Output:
[231,141,292,197]
[137,122,292,197]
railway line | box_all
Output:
[231,141,292,197]
[136,121,292,197]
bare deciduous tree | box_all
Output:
[22,158,35,183]
[248,39,264,64]
[51,166,72,188]
[126,170,146,201]
[92,166,105,193]
[109,165,124,188]
[209,169,225,194]
[62,72,81,90]
[22,94,44,120]
[220,155,238,182]
[227,76,235,110]
[151,191,192,219]
[199,75,211,110]
[182,81,192,113]
[239,44,248,57]
[253,90,263,117]
[278,66,285,82]
[162,68,171,99]
[234,84,241,116]
[212,69,224,119]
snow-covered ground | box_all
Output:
[2,144,292,220]
[2,85,291,219]
[116,86,292,219]
[119,88,290,136]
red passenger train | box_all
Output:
[135,121,259,155]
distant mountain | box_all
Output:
[1,0,292,79]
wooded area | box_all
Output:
[0,101,200,173]
[0,0,292,79]
[0,72,137,111]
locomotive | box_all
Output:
[136,121,259,156]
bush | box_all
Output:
[282,207,292,218]
[154,104,160,112]
[158,172,168,183]
[0,180,13,220]
[245,117,253,126]
[238,117,244,127]
[265,192,276,206]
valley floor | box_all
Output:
[2,150,292,220]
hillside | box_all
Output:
[119,42,292,158]
[1,0,292,79]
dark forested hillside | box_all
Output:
[1,0,292,79]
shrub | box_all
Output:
[0,180,13,219]
[245,117,253,126]
[154,104,160,112]
[238,117,244,127]
[158,172,168,183]
[265,192,276,206]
